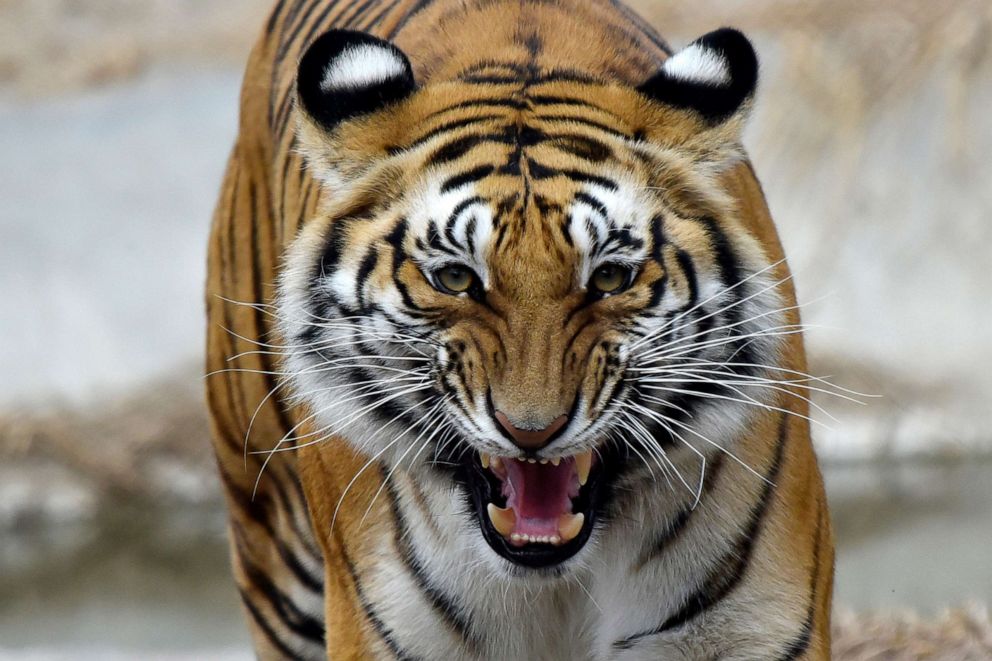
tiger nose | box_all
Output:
[494,411,569,450]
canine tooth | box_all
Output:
[551,457,561,466]
[558,512,585,543]
[491,457,502,470]
[481,453,491,469]
[575,450,592,486]
[487,504,516,537]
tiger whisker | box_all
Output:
[621,402,708,509]
[261,381,435,452]
[637,382,827,430]
[358,400,452,528]
[628,258,789,351]
[633,399,769,486]
[637,355,874,400]
[634,368,847,420]
[634,325,808,365]
[618,407,697,498]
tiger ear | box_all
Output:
[296,29,416,132]
[638,28,758,125]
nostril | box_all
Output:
[494,410,569,450]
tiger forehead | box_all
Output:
[393,79,643,157]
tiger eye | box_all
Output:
[590,264,630,294]
[436,265,475,294]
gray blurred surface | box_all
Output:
[0,68,240,408]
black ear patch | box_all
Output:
[297,29,416,131]
[637,28,758,124]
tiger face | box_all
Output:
[280,28,784,570]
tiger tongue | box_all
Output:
[502,458,579,541]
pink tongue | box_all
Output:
[502,459,578,539]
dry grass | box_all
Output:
[0,367,214,507]
[834,605,992,660]
[0,0,271,97]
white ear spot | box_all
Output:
[320,43,406,92]
[662,43,731,86]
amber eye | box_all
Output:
[589,263,632,295]
[434,264,477,295]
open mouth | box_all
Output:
[464,449,604,568]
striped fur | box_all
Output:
[206,0,834,658]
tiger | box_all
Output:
[205,0,835,658]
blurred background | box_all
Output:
[1,0,990,658]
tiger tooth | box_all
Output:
[558,512,585,543]
[491,457,502,470]
[481,453,491,469]
[551,457,561,466]
[575,450,592,486]
[487,504,516,538]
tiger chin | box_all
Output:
[206,0,834,658]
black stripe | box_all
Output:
[386,0,435,38]
[355,246,380,308]
[549,133,614,162]
[608,0,672,56]
[445,196,484,229]
[247,174,298,438]
[529,94,601,108]
[356,0,405,34]
[277,0,332,63]
[673,248,698,313]
[694,216,742,297]
[440,165,495,193]
[394,115,504,154]
[635,453,725,568]
[614,413,791,650]
[239,588,310,660]
[573,191,611,218]
[340,545,418,661]
[532,114,631,139]
[385,479,478,652]
[385,218,436,316]
[218,465,324,595]
[273,524,325,594]
[775,502,826,660]
[431,131,516,166]
[528,160,617,190]
[423,98,526,121]
[267,469,325,564]
[233,523,326,646]
[265,0,291,35]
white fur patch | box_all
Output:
[662,43,731,86]
[320,43,406,92]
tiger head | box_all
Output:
[280,28,784,570]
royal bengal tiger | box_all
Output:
[206,0,834,658]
